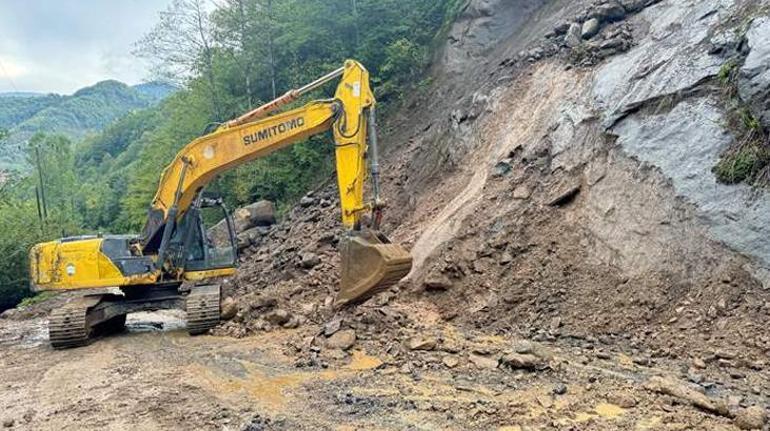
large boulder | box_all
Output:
[239,200,276,227]
[209,200,275,245]
[738,17,770,132]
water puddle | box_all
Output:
[126,310,186,333]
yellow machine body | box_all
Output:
[29,238,155,291]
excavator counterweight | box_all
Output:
[29,60,412,348]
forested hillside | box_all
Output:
[0,0,462,311]
[0,81,174,171]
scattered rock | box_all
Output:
[592,1,626,22]
[469,353,499,369]
[323,318,342,336]
[493,160,513,177]
[299,196,316,207]
[299,252,321,269]
[500,353,543,370]
[424,277,453,291]
[608,392,638,408]
[264,309,291,326]
[220,297,238,320]
[407,336,437,351]
[565,23,582,48]
[735,406,768,430]
[2,419,12,428]
[582,18,601,40]
[21,410,33,424]
[553,383,568,395]
[644,376,729,416]
[692,357,707,369]
[512,184,532,199]
[618,0,655,12]
[442,356,460,368]
[326,329,356,351]
[249,296,278,311]
[512,341,534,354]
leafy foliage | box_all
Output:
[0,134,80,311]
[0,81,173,172]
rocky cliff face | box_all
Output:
[375,0,770,355]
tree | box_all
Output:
[134,0,224,118]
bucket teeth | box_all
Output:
[337,230,412,306]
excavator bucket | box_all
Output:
[337,230,412,306]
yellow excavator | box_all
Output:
[28,60,412,348]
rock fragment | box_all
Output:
[299,252,321,269]
[323,318,342,336]
[264,309,291,326]
[407,336,437,351]
[220,297,238,320]
[592,1,626,22]
[442,356,460,368]
[565,23,582,47]
[735,406,768,430]
[608,392,638,408]
[644,376,729,416]
[326,329,356,350]
[424,277,453,292]
[546,180,581,206]
[500,353,543,370]
[582,18,601,40]
[299,196,315,207]
[469,353,499,369]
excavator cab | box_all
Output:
[180,197,238,273]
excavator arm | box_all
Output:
[142,59,411,304]
[143,60,375,251]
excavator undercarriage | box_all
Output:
[48,284,220,348]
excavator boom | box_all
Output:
[140,59,411,305]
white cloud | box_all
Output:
[0,0,173,94]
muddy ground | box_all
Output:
[0,306,767,430]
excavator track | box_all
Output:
[48,296,102,349]
[186,285,221,335]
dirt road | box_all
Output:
[1,308,766,430]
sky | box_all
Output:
[0,1,173,95]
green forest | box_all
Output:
[0,81,173,171]
[0,0,463,311]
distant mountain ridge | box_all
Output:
[0,81,176,172]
